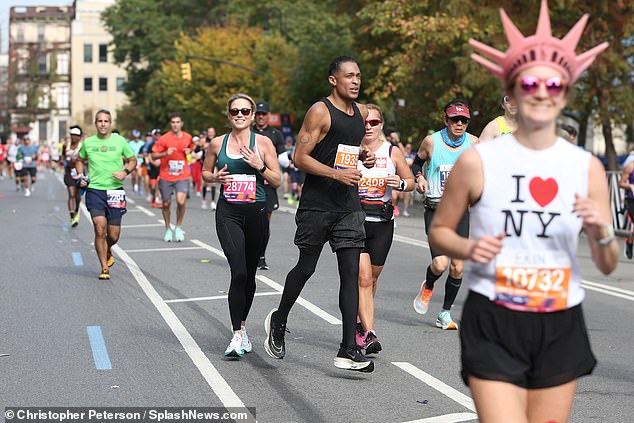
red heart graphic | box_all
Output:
[529,177,558,207]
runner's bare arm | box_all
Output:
[386,146,415,191]
[618,162,634,192]
[575,156,619,274]
[478,120,500,142]
[413,135,433,192]
[428,148,504,263]
[293,102,362,186]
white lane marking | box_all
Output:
[256,275,342,325]
[393,362,475,412]
[582,280,634,297]
[135,205,155,216]
[165,291,281,304]
[73,203,253,415]
[393,232,632,302]
[582,285,634,302]
[112,245,253,413]
[127,198,136,204]
[393,234,429,249]
[122,223,165,229]
[402,413,478,423]
[125,246,205,253]
[191,239,343,325]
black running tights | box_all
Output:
[276,247,362,349]
[215,200,268,330]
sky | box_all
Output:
[1,0,73,53]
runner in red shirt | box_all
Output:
[151,112,194,242]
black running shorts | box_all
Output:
[85,188,127,226]
[424,206,469,259]
[294,210,366,254]
[363,219,394,266]
[460,291,597,389]
[264,185,279,212]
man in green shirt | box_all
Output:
[76,109,137,280]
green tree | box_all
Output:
[357,0,634,156]
[101,0,229,114]
[143,23,297,132]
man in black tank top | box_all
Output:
[264,56,377,373]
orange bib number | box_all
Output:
[334,144,359,170]
[359,176,387,199]
[494,249,571,312]
[224,174,256,203]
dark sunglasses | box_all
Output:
[517,75,567,96]
[229,108,252,117]
[447,116,469,124]
[365,119,382,127]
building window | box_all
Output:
[99,44,108,63]
[84,77,93,91]
[38,54,48,74]
[17,27,25,42]
[84,43,92,63]
[39,120,48,142]
[56,52,69,75]
[37,24,45,42]
[38,88,49,109]
[17,56,27,74]
[99,77,108,91]
[59,121,67,141]
[116,77,125,92]
[57,86,69,109]
[16,93,27,108]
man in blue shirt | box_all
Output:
[17,136,39,197]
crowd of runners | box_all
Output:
[3,1,634,422]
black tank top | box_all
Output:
[299,97,365,212]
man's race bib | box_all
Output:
[168,160,185,176]
[14,160,23,171]
[359,172,387,199]
[494,249,571,312]
[24,156,33,165]
[334,144,359,170]
[224,174,256,203]
[106,190,126,209]
[439,164,453,192]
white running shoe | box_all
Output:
[224,333,244,357]
[241,326,252,353]
[436,310,458,330]
[211,201,217,210]
[201,202,208,210]
[24,188,31,197]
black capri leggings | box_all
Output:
[215,199,269,331]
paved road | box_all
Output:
[1,171,633,423]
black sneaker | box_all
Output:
[334,346,374,372]
[258,257,269,270]
[364,331,382,355]
[626,241,633,260]
[264,309,286,359]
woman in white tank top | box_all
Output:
[427,2,618,422]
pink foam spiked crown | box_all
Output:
[469,0,608,85]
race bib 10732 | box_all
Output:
[494,249,571,312]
